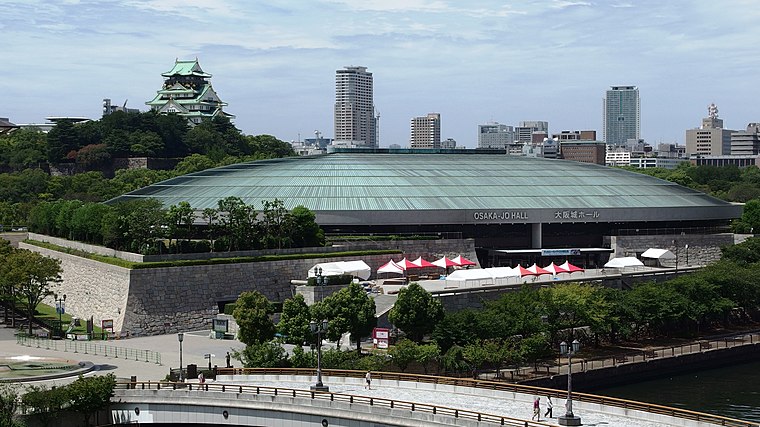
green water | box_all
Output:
[598,360,760,422]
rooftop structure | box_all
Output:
[685,104,733,156]
[0,118,19,135]
[146,59,234,126]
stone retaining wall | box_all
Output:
[607,233,734,267]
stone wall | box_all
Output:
[19,242,131,333]
[28,233,144,263]
[607,233,734,267]
[20,236,476,337]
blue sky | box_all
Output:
[2,0,759,148]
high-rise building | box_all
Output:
[515,121,549,143]
[334,66,378,148]
[410,113,441,148]
[477,122,514,149]
[603,86,640,145]
[685,104,734,156]
[730,123,760,156]
[146,59,234,125]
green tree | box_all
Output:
[216,196,257,251]
[277,294,311,345]
[66,374,116,427]
[21,384,70,427]
[388,338,418,372]
[260,198,291,249]
[289,205,324,247]
[173,154,217,175]
[388,282,444,342]
[234,341,289,368]
[232,291,276,346]
[462,340,490,377]
[312,282,376,354]
[165,201,194,252]
[416,342,441,374]
[288,345,315,368]
[0,384,21,427]
[6,249,62,336]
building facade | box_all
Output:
[478,122,514,149]
[552,130,597,142]
[410,113,441,148]
[146,59,234,125]
[515,121,549,143]
[334,66,378,148]
[103,99,140,117]
[685,104,733,156]
[560,141,607,165]
[603,86,640,145]
[730,123,760,156]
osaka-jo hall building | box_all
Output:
[110,149,742,267]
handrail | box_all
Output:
[214,368,758,427]
[116,381,551,427]
[16,335,162,365]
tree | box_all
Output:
[388,282,444,342]
[277,294,311,345]
[312,282,376,353]
[234,341,289,368]
[388,338,418,372]
[21,384,70,427]
[260,198,291,249]
[66,374,116,427]
[216,196,257,251]
[6,249,62,336]
[0,384,21,427]
[173,154,216,175]
[289,205,324,247]
[732,199,760,233]
[232,291,275,346]
[165,201,194,252]
[416,342,441,374]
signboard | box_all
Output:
[213,318,229,333]
[541,249,581,257]
[373,327,390,349]
[101,319,114,331]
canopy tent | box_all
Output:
[396,257,424,270]
[446,267,518,287]
[604,257,644,268]
[516,265,537,277]
[432,256,458,268]
[411,256,436,268]
[559,261,585,273]
[641,248,676,260]
[377,260,404,275]
[309,261,371,280]
[527,263,552,276]
[452,255,477,267]
[544,262,568,275]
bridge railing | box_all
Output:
[213,368,758,427]
[16,335,162,365]
[118,381,550,427]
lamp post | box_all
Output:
[177,332,184,382]
[54,293,66,338]
[685,244,689,266]
[559,339,582,426]
[309,319,329,392]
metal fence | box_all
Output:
[16,335,162,365]
[118,381,550,427]
[214,368,758,427]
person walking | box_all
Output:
[544,396,553,418]
[532,397,540,421]
[365,370,372,390]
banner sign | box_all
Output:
[213,318,229,332]
[101,319,114,331]
[541,249,581,257]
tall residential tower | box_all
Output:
[334,66,378,147]
[410,113,441,148]
[603,85,640,146]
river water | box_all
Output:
[597,360,760,422]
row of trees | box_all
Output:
[231,237,760,375]
[27,197,324,254]
[0,240,63,336]
[0,374,116,427]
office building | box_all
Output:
[515,121,549,143]
[606,149,631,167]
[603,86,640,145]
[146,59,234,125]
[685,104,734,156]
[478,122,514,149]
[552,130,597,142]
[334,66,378,148]
[560,141,606,165]
[730,123,760,156]
[410,113,441,148]
[441,138,457,149]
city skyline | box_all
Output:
[3,1,760,148]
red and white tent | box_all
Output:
[377,260,404,275]
[544,262,569,275]
[516,265,537,277]
[559,261,585,273]
[527,263,552,275]
[452,255,477,267]
[432,256,459,269]
[411,256,436,268]
[396,257,424,271]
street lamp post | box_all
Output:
[310,319,329,392]
[685,244,689,266]
[54,293,66,338]
[177,332,184,382]
[559,339,582,426]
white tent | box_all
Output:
[377,260,404,275]
[309,261,372,280]
[604,257,644,269]
[641,248,676,260]
[446,267,519,287]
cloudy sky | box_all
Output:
[2,0,759,147]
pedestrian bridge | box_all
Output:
[109,370,757,427]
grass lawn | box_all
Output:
[34,302,103,337]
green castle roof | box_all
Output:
[162,59,212,78]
